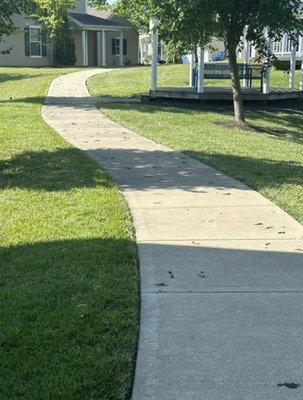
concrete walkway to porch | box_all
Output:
[42,69,303,400]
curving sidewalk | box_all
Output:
[42,69,303,400]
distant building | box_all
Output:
[0,0,139,67]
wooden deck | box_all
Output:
[142,87,303,103]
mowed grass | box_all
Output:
[0,68,139,400]
[87,64,302,98]
[88,65,303,224]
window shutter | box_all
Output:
[123,39,127,55]
[112,39,116,55]
[24,27,30,56]
[41,29,47,57]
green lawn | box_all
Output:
[0,68,139,400]
[87,64,301,98]
[88,65,303,225]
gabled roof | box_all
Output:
[87,6,113,20]
[86,6,134,28]
[69,12,127,28]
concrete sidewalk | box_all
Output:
[42,69,303,400]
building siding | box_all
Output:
[0,13,51,67]
[125,30,139,66]
[106,30,139,67]
[74,30,83,66]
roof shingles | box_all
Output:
[69,13,124,28]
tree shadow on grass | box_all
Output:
[1,238,303,398]
[0,148,114,192]
[84,147,303,196]
[0,237,139,400]
[183,149,303,196]
[0,96,95,106]
[0,73,45,84]
[1,145,302,194]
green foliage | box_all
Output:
[117,0,303,55]
[32,0,75,39]
[32,0,76,65]
[0,0,30,53]
[54,21,76,66]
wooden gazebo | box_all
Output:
[144,20,303,103]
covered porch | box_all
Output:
[70,13,130,67]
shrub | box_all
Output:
[53,21,76,66]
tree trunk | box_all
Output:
[227,45,245,123]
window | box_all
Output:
[112,38,120,56]
[30,27,42,57]
[115,38,121,56]
[24,26,47,58]
[112,38,127,56]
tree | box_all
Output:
[117,0,303,123]
[31,0,76,65]
[0,0,30,54]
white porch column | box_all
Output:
[282,33,288,55]
[300,54,303,91]
[96,31,102,66]
[263,29,272,94]
[102,30,106,67]
[119,31,124,67]
[289,44,297,89]
[204,51,211,63]
[242,26,250,87]
[189,53,195,87]
[197,45,205,93]
[150,18,158,92]
[299,35,303,56]
[82,30,88,66]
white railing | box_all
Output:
[273,34,302,55]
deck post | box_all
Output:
[102,30,106,67]
[285,33,289,55]
[150,18,158,92]
[189,53,195,87]
[263,29,272,94]
[242,26,250,87]
[289,44,297,89]
[82,29,88,66]
[197,46,205,93]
